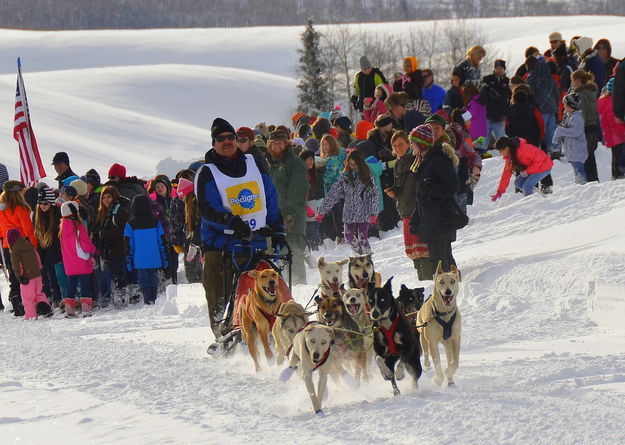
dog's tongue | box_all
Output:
[347,304,360,316]
[443,295,453,305]
[330,283,340,293]
[357,278,367,289]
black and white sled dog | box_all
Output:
[368,278,422,396]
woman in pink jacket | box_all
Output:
[491,137,553,200]
[60,201,96,317]
[598,78,625,179]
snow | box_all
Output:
[2,15,625,445]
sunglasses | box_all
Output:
[108,176,118,180]
[215,134,236,142]
[237,137,250,143]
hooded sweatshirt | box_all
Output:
[124,194,168,270]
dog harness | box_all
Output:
[312,347,331,372]
[377,316,400,355]
[285,321,318,357]
[434,308,457,341]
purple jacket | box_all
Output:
[466,94,488,139]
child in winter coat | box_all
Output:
[316,150,379,255]
[6,229,53,319]
[34,187,63,306]
[363,83,392,124]
[492,137,553,199]
[125,194,168,305]
[319,134,346,243]
[0,180,37,316]
[598,78,625,179]
[299,149,325,251]
[60,201,96,317]
[553,93,588,184]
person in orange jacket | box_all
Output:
[0,180,37,315]
[491,137,553,200]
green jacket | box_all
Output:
[268,147,309,236]
[575,82,598,128]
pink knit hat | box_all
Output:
[176,178,194,199]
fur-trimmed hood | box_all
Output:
[441,142,460,167]
[575,82,598,94]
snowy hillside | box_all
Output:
[2,16,625,445]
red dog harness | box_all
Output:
[378,316,400,355]
[312,347,331,372]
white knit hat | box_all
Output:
[60,200,79,218]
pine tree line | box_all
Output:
[1,0,624,29]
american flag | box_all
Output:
[14,57,45,186]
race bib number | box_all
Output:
[226,181,263,216]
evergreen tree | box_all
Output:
[297,17,332,115]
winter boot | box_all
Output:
[64,298,77,317]
[36,302,54,318]
[10,295,25,317]
[80,298,93,317]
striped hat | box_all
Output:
[38,186,56,204]
[409,124,434,149]
[607,77,615,94]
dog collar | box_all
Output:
[312,347,331,372]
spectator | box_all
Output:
[352,56,387,113]
[385,92,426,132]
[571,37,606,94]
[267,130,309,285]
[105,163,146,202]
[237,126,269,172]
[455,45,486,87]
[333,116,353,148]
[444,68,465,113]
[598,78,625,179]
[363,83,392,124]
[51,152,77,189]
[481,60,510,148]
[572,69,600,182]
[393,56,425,103]
[594,39,619,80]
[422,69,446,113]
[614,58,625,123]
[525,56,559,155]
[34,186,63,307]
[553,93,588,184]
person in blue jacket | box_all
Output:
[422,69,446,113]
[194,118,285,339]
[124,194,168,305]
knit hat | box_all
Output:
[255,122,270,139]
[299,149,315,162]
[375,114,394,128]
[268,130,289,143]
[60,185,78,198]
[312,118,331,139]
[409,124,434,150]
[176,177,194,199]
[304,138,320,154]
[355,120,375,140]
[494,59,506,69]
[51,152,70,165]
[549,32,563,42]
[425,113,447,129]
[296,123,313,139]
[572,37,593,56]
[607,77,615,94]
[359,55,372,71]
[236,126,255,139]
[70,179,88,197]
[85,169,101,187]
[563,92,582,110]
[334,116,352,132]
[6,228,21,246]
[2,180,25,192]
[254,134,267,150]
[108,163,127,179]
[61,200,79,218]
[38,186,56,204]
[210,117,236,144]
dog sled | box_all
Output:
[207,230,293,356]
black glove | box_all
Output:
[350,95,359,109]
[231,216,252,241]
[19,276,29,285]
[271,231,286,248]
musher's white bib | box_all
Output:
[206,154,267,231]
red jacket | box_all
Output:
[598,95,625,148]
[0,204,37,249]
[497,139,553,194]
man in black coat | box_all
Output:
[51,152,77,189]
[409,125,460,277]
[481,60,510,146]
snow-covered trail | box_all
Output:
[3,149,625,444]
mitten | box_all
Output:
[315,213,324,223]
[490,192,503,202]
